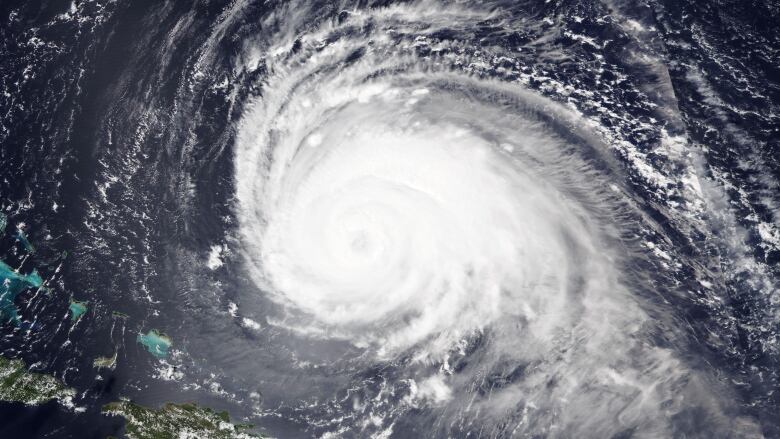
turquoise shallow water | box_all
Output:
[137,329,172,359]
[0,260,42,325]
[68,299,88,321]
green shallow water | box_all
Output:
[137,329,172,359]
[0,260,43,325]
[68,299,88,321]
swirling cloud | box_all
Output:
[231,1,748,436]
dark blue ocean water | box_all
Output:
[1,0,778,437]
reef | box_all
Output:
[68,299,88,321]
[137,329,172,359]
[0,260,42,325]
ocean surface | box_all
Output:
[1,0,779,437]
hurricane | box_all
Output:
[2,0,779,437]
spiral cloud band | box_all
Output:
[232,1,744,436]
[250,87,592,351]
[5,0,776,436]
[237,3,624,355]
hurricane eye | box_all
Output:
[10,0,769,437]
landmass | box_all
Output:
[137,329,172,359]
[94,352,118,370]
[2,216,257,438]
[102,399,262,439]
[0,355,76,406]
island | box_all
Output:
[102,399,262,438]
[2,216,262,437]
[0,356,75,406]
[93,352,118,370]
